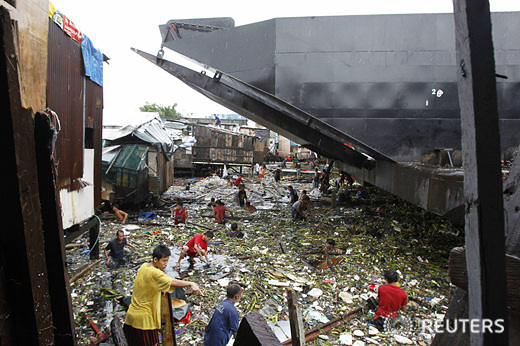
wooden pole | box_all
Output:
[286,288,305,346]
[452,0,509,344]
[69,259,102,284]
[160,292,177,346]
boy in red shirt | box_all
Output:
[175,231,214,269]
[372,270,407,331]
[171,202,188,225]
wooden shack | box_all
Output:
[190,124,256,174]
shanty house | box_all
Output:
[102,112,175,205]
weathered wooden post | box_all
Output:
[160,292,177,346]
[452,0,509,344]
[286,288,305,346]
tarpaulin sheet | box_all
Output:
[81,34,103,86]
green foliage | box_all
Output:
[139,102,181,119]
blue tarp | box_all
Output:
[81,34,103,86]
[138,212,157,220]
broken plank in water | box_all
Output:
[69,259,102,284]
[281,307,364,345]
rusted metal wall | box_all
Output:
[192,125,254,164]
[47,19,103,208]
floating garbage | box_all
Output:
[339,333,353,345]
[339,291,353,303]
[353,329,364,337]
[394,334,413,344]
[307,288,323,298]
[67,174,464,344]
[303,308,330,323]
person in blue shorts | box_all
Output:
[204,284,242,346]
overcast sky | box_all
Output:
[49,0,518,123]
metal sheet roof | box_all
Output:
[103,113,175,154]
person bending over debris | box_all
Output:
[226,223,244,238]
[171,202,188,225]
[288,185,299,204]
[208,197,216,209]
[292,196,312,220]
[104,230,136,268]
[324,239,344,255]
[298,189,308,201]
[112,204,128,224]
[274,165,283,186]
[204,284,242,346]
[356,186,370,199]
[371,270,407,332]
[237,184,248,207]
[175,231,214,269]
[245,201,256,211]
[214,200,234,224]
[233,175,244,187]
[124,245,201,344]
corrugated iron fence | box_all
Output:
[47,19,103,208]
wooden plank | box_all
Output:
[35,110,77,344]
[17,0,48,111]
[160,292,176,346]
[453,0,509,344]
[110,317,128,346]
[69,259,102,284]
[286,288,305,345]
[0,9,54,344]
[234,312,282,346]
[449,248,520,313]
[282,308,363,345]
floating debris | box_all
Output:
[67,173,464,345]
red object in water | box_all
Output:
[368,284,376,291]
[84,312,103,337]
[175,309,191,325]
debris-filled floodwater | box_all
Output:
[67,172,464,345]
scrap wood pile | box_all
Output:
[67,173,463,345]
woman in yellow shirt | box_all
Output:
[124,244,201,344]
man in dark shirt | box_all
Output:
[288,185,299,204]
[226,223,244,238]
[104,230,136,268]
[237,184,248,207]
[205,284,242,346]
[274,165,283,186]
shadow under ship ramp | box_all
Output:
[134,12,520,223]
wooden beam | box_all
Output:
[234,312,282,345]
[69,259,102,284]
[453,0,509,344]
[110,317,128,346]
[35,110,77,344]
[160,292,176,346]
[286,288,305,346]
[282,308,363,345]
[449,248,520,313]
[0,9,54,344]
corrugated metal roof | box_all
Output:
[103,113,176,155]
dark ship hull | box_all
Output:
[159,12,520,163]
[133,12,519,222]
